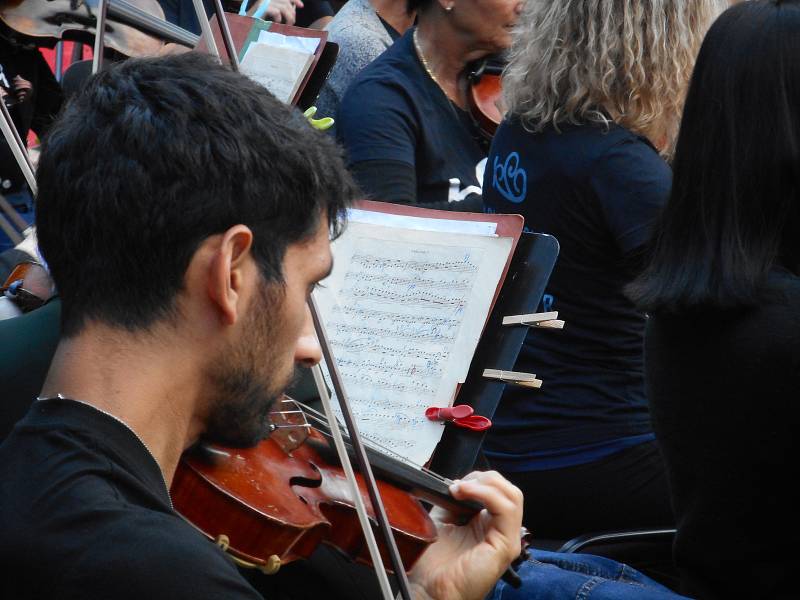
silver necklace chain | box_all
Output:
[37,394,173,509]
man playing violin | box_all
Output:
[0,52,523,599]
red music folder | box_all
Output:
[196,14,328,106]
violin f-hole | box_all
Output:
[289,462,323,490]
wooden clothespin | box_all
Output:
[502,311,565,330]
[483,369,543,389]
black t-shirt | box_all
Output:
[157,0,213,35]
[336,28,487,210]
[295,0,334,27]
[482,119,671,456]
[646,271,800,600]
[0,38,63,194]
[0,398,263,600]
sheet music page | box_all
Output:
[239,42,314,103]
[315,222,513,466]
[256,30,320,54]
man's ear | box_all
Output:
[206,225,255,326]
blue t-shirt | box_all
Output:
[482,119,671,463]
[336,29,487,207]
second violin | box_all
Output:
[0,0,198,57]
[468,57,506,140]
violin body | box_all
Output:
[468,57,506,140]
[0,0,197,57]
[171,427,438,573]
[469,73,502,139]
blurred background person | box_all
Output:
[481,0,726,539]
[315,0,414,119]
[336,0,523,209]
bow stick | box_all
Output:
[308,295,413,600]
[91,0,110,74]
[192,0,222,63]
[191,0,240,70]
[0,100,37,195]
[0,96,36,243]
[309,364,396,599]
[211,0,240,71]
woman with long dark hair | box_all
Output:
[629,1,800,597]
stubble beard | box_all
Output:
[200,281,294,448]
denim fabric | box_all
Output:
[487,550,691,600]
[0,188,34,253]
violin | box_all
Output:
[467,57,505,140]
[0,0,198,58]
[171,397,480,574]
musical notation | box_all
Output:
[316,225,513,465]
[351,253,479,274]
[332,305,459,327]
[344,272,474,292]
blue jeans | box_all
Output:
[0,189,34,253]
[487,550,690,600]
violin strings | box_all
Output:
[272,401,455,487]
[271,401,454,488]
[270,403,448,483]
[289,401,450,480]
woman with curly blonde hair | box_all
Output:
[481,0,727,539]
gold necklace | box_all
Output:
[413,28,444,90]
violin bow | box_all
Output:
[191,0,222,64]
[308,296,414,600]
[0,100,37,195]
[191,0,241,71]
[211,0,240,71]
[0,98,36,243]
[308,365,396,600]
[0,99,36,245]
[91,0,110,74]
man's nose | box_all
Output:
[295,305,322,367]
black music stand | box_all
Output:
[298,41,339,112]
[428,231,560,479]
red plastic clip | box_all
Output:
[425,405,492,432]
[425,405,473,421]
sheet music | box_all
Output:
[315,222,513,465]
[240,40,314,103]
[256,30,320,54]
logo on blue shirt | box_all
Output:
[492,152,527,204]
[542,294,554,312]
